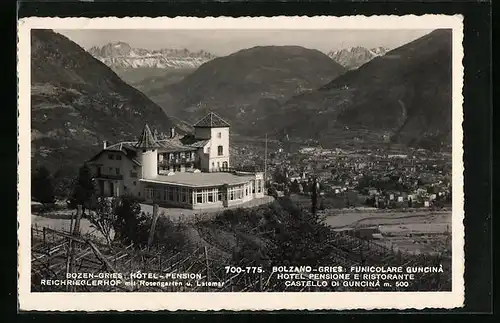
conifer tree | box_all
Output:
[68,163,96,214]
[311,176,318,215]
[32,166,56,207]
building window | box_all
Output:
[217,132,221,138]
[197,194,203,204]
[222,161,228,169]
[116,155,122,160]
[108,167,113,173]
[208,192,214,202]
[217,162,220,169]
[115,168,120,175]
[218,145,223,156]
[108,154,114,160]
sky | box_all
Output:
[55,29,434,55]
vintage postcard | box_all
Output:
[18,15,464,311]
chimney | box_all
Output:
[103,140,107,149]
[170,128,176,138]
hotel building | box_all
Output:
[87,112,265,209]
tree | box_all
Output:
[318,198,325,211]
[113,195,148,245]
[365,196,376,207]
[53,165,78,198]
[32,166,56,208]
[290,179,300,194]
[87,197,118,249]
[268,185,278,199]
[301,181,309,193]
[311,177,319,215]
[68,164,96,214]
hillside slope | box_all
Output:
[264,30,452,150]
[31,29,189,172]
[149,45,346,133]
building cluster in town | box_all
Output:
[231,142,452,210]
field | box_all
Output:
[323,209,452,255]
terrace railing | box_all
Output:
[159,157,196,166]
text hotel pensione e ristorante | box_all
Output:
[18,15,464,311]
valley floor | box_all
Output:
[323,209,452,255]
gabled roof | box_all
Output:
[157,137,197,153]
[135,123,161,150]
[87,145,141,166]
[193,112,230,128]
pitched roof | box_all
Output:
[87,144,141,166]
[193,112,230,128]
[188,139,210,148]
[157,137,197,153]
[135,123,161,150]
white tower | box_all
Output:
[135,123,160,179]
[193,112,231,172]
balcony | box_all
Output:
[159,157,196,166]
[96,172,123,180]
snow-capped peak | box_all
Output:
[87,42,217,70]
[327,46,389,70]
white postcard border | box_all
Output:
[18,15,464,311]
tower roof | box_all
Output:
[135,123,160,150]
[193,112,230,128]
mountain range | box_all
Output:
[327,46,389,70]
[31,30,189,173]
[261,29,452,151]
[146,45,347,132]
[31,28,452,179]
[87,42,217,70]
[87,42,218,94]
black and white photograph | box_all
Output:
[18,16,464,311]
